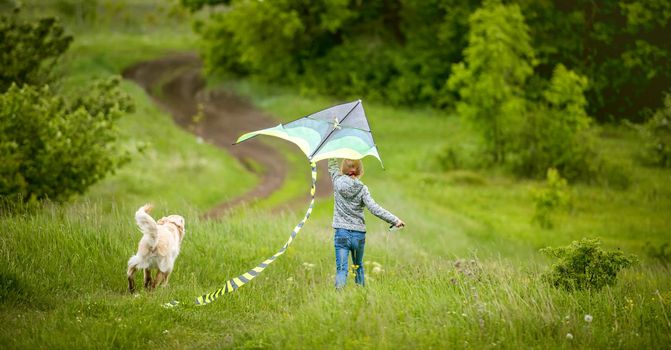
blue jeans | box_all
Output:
[334,228,366,289]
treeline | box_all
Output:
[189,0,670,123]
[187,0,670,181]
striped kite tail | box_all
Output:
[195,162,318,305]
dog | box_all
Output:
[127,204,186,293]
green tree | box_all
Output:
[196,0,479,106]
[447,0,535,163]
[634,93,671,167]
[0,10,73,91]
[0,78,134,202]
[515,64,595,179]
[520,0,671,122]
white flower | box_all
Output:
[372,261,382,267]
[163,330,169,334]
[372,266,383,274]
[566,333,573,340]
[584,314,593,323]
[287,277,294,281]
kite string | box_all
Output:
[194,162,318,305]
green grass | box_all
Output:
[2,2,671,349]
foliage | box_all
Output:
[0,9,72,91]
[195,0,671,123]
[519,0,671,122]
[540,238,637,291]
[0,78,134,202]
[514,64,596,180]
[532,168,570,229]
[634,94,671,167]
[181,0,230,12]
[447,0,535,164]
[197,0,479,106]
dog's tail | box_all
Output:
[135,203,158,239]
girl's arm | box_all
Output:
[362,186,399,225]
[328,158,340,181]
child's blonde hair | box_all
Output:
[340,159,364,178]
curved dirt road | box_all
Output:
[122,52,331,218]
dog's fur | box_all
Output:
[127,204,186,293]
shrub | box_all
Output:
[540,238,637,291]
[0,10,73,91]
[513,64,596,180]
[0,77,134,202]
[634,94,671,167]
[531,168,569,229]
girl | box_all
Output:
[328,158,405,289]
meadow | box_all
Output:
[1,2,670,349]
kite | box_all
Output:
[195,100,382,305]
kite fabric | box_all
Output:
[195,162,317,305]
[194,100,382,305]
[236,100,383,166]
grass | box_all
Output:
[1,2,671,349]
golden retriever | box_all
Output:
[127,204,185,293]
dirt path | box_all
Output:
[122,52,331,218]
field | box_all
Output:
[1,2,670,349]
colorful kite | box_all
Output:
[195,100,382,305]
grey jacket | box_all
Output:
[329,159,399,232]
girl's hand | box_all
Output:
[394,219,405,228]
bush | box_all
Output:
[513,64,596,180]
[531,168,569,229]
[540,238,637,291]
[635,94,671,167]
[0,10,72,91]
[0,78,134,202]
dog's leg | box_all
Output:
[163,271,171,287]
[127,266,137,293]
[143,269,153,289]
[153,271,166,289]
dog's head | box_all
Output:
[158,215,186,242]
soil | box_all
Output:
[122,52,331,218]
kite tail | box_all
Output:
[195,162,317,305]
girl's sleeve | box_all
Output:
[362,186,399,225]
[328,158,340,181]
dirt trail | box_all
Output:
[122,52,331,218]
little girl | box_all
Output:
[328,158,405,289]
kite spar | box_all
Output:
[195,100,382,305]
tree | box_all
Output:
[515,64,595,180]
[519,0,671,122]
[0,9,73,91]
[0,78,134,202]
[447,0,535,163]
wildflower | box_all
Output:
[372,261,382,268]
[163,330,169,334]
[372,266,383,274]
[566,333,573,340]
[287,276,294,281]
[584,314,593,323]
